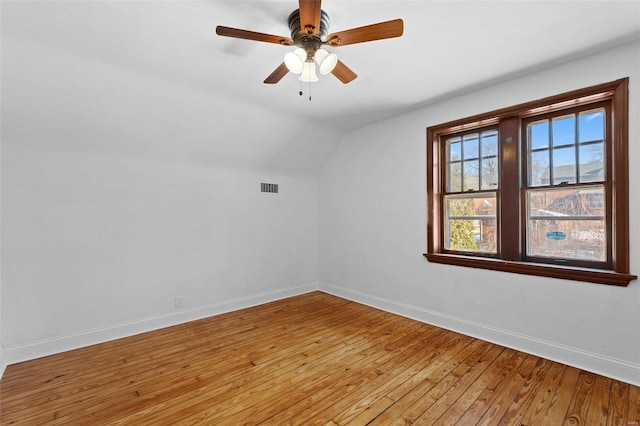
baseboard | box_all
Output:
[4,282,318,366]
[0,345,6,380]
[7,281,638,386]
[318,282,640,387]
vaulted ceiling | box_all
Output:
[2,1,639,173]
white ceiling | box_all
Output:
[2,1,640,173]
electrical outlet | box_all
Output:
[175,296,184,309]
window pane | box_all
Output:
[480,130,499,190]
[463,134,479,160]
[529,120,549,150]
[579,142,605,182]
[528,187,604,217]
[481,156,499,189]
[529,150,550,186]
[552,146,576,184]
[579,109,604,143]
[526,187,606,261]
[481,131,498,156]
[448,162,462,192]
[448,138,462,161]
[445,194,497,253]
[463,160,479,191]
[552,115,575,146]
[527,220,606,261]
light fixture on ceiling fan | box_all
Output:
[284,47,338,82]
[215,0,404,85]
[282,9,338,82]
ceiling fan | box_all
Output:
[216,0,404,84]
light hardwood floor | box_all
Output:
[1,291,639,425]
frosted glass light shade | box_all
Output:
[315,48,338,75]
[299,60,318,82]
[284,48,306,74]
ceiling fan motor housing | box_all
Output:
[288,9,330,58]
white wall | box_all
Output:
[0,11,323,367]
[318,41,640,385]
[1,145,318,362]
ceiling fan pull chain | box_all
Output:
[308,80,312,101]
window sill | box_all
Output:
[423,253,637,286]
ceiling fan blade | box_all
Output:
[326,19,403,47]
[264,63,290,84]
[298,0,322,34]
[216,26,293,45]
[331,60,357,84]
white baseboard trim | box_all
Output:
[4,282,318,366]
[0,346,6,380]
[319,283,640,387]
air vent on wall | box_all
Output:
[261,182,279,193]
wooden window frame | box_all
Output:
[424,78,637,286]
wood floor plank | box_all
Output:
[309,333,472,426]
[451,349,528,425]
[107,321,392,422]
[543,366,583,424]
[473,353,540,425]
[265,328,461,426]
[182,326,440,423]
[330,333,481,425]
[409,344,504,425]
[608,380,630,426]
[105,302,413,425]
[627,383,640,425]
[498,357,554,425]
[186,322,433,425]
[518,361,567,425]
[562,371,596,425]
[259,326,451,426]
[2,292,330,387]
[6,295,369,424]
[1,291,638,425]
[584,375,612,426]
[384,339,492,425]
[424,347,517,426]
[0,292,339,400]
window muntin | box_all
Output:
[425,78,636,286]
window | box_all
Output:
[425,78,636,286]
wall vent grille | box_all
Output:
[261,183,279,193]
